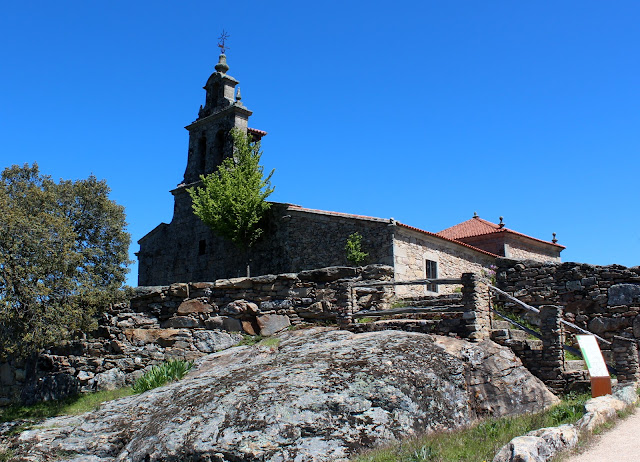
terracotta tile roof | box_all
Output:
[276,203,499,257]
[395,222,498,257]
[247,127,267,137]
[438,216,565,249]
[438,216,502,240]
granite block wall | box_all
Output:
[495,258,640,363]
[0,265,393,406]
[138,202,395,286]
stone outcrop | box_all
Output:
[9,328,558,462]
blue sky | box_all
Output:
[1,1,638,286]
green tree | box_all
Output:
[0,163,130,360]
[188,128,274,274]
[345,232,368,266]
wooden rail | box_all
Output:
[352,305,465,318]
[350,278,462,288]
[488,284,611,346]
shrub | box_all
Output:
[345,232,368,266]
[133,360,194,394]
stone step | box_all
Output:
[564,359,586,371]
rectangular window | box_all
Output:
[426,260,438,293]
[198,239,207,256]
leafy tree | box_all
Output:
[0,163,130,360]
[345,232,368,266]
[188,128,274,271]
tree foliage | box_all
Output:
[188,128,274,250]
[0,163,130,360]
[345,232,369,266]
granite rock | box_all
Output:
[11,329,557,462]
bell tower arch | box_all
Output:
[182,53,253,185]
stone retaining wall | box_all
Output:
[496,258,640,355]
[0,265,394,406]
[495,258,640,388]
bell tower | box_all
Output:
[181,52,254,185]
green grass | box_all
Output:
[258,337,281,348]
[356,316,374,323]
[353,393,590,462]
[0,387,134,424]
[132,359,194,394]
[564,349,583,361]
[238,334,264,346]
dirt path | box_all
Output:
[563,407,640,461]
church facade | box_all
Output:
[137,53,564,291]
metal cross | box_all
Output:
[218,30,230,54]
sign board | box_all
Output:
[576,334,612,397]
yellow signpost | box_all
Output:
[576,334,612,398]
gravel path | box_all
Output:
[564,407,640,462]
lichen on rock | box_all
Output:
[9,328,558,461]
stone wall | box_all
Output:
[0,265,393,406]
[495,258,640,363]
[138,202,395,286]
[504,235,562,262]
[393,226,495,296]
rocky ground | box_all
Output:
[2,328,558,462]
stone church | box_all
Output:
[137,53,564,290]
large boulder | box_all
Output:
[13,329,558,462]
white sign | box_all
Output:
[576,335,609,378]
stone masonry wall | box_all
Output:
[0,265,394,406]
[504,235,561,263]
[138,203,394,286]
[496,258,640,363]
[393,227,495,297]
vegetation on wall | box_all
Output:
[188,128,275,252]
[0,163,130,360]
[345,232,369,266]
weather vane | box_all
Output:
[218,30,230,54]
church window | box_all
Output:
[198,135,207,173]
[198,240,206,256]
[213,130,225,166]
[426,260,438,292]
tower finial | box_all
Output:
[215,30,231,73]
[236,86,242,101]
[217,30,230,54]
[215,54,229,74]
[473,211,478,218]
[498,216,504,228]
[552,232,558,244]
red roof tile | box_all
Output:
[247,127,267,137]
[438,216,501,240]
[438,216,565,249]
[395,222,498,257]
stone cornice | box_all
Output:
[185,103,253,131]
